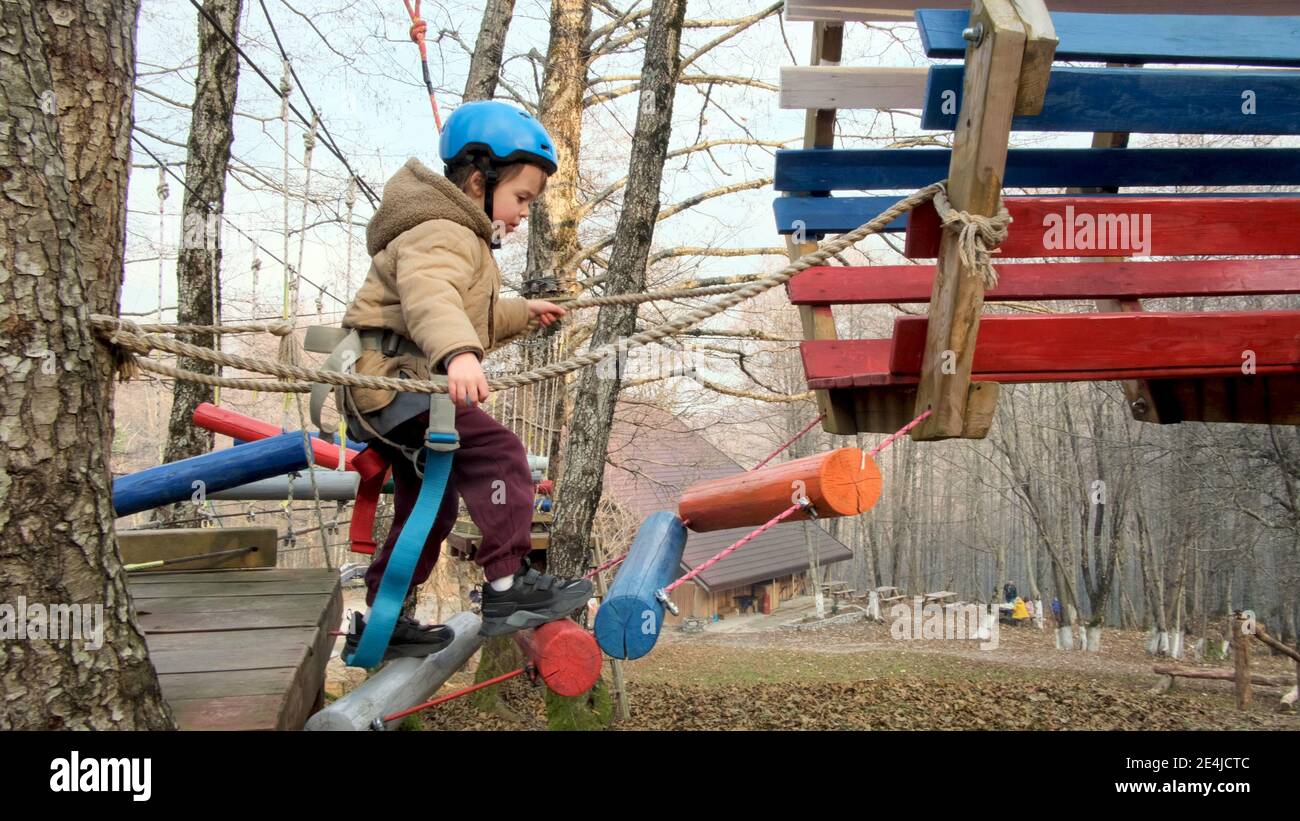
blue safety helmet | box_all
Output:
[439,100,558,176]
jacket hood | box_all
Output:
[365,157,493,255]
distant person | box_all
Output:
[1003,580,1018,603]
[1051,597,1062,622]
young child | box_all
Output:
[339,101,592,659]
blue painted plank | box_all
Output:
[919,10,1300,67]
[113,432,313,517]
[774,196,912,236]
[922,65,1300,135]
[777,192,1300,236]
[774,148,1300,192]
[594,511,688,660]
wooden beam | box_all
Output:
[922,65,1300,135]
[779,66,928,110]
[117,527,278,570]
[785,0,1300,22]
[912,0,1039,441]
[774,147,1300,192]
[787,258,1300,305]
[919,9,1300,67]
[904,196,1300,259]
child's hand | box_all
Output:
[527,299,566,328]
[446,352,490,406]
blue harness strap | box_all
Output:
[344,397,459,669]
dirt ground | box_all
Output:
[329,614,1300,731]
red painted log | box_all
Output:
[192,402,377,476]
[904,197,1300,259]
[512,620,602,697]
[678,447,882,532]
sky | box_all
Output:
[123,0,933,328]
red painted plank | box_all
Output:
[802,311,1300,388]
[786,259,1300,305]
[903,198,1300,259]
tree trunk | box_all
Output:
[0,0,175,729]
[463,0,516,102]
[153,0,243,525]
[525,0,590,490]
[550,0,686,576]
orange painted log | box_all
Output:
[677,447,882,532]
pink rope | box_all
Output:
[863,409,932,467]
[664,502,805,594]
[751,412,826,471]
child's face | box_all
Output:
[465,165,548,237]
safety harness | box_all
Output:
[304,326,458,668]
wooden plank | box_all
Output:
[116,527,278,571]
[787,259,1300,305]
[130,592,334,614]
[1147,375,1300,425]
[920,10,1300,67]
[128,578,339,599]
[802,311,1300,386]
[167,694,288,731]
[779,66,928,110]
[778,191,1300,235]
[773,148,1300,192]
[894,312,1300,374]
[905,197,1300,258]
[1008,0,1057,115]
[137,603,329,633]
[805,342,1300,387]
[128,568,335,584]
[144,627,317,675]
[912,0,1032,441]
[775,195,910,236]
[923,65,1300,135]
[158,668,299,701]
[785,1,1300,23]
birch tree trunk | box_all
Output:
[154,0,243,525]
[0,0,175,729]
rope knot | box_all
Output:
[408,18,427,44]
[932,185,1012,289]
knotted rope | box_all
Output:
[931,184,1012,289]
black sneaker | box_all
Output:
[479,561,593,637]
[342,612,455,661]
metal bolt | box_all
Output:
[962,23,985,44]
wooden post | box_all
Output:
[1232,611,1252,711]
[911,0,1056,441]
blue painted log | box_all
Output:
[919,10,1300,67]
[594,511,688,660]
[923,66,1300,135]
[776,192,1300,236]
[113,432,312,517]
[774,148,1300,192]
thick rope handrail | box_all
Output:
[94,182,1010,395]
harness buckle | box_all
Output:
[425,393,460,454]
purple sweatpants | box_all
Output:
[362,401,535,607]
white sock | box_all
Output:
[488,575,514,592]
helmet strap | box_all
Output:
[472,157,502,250]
